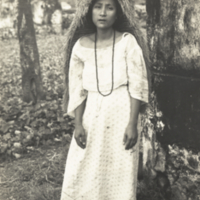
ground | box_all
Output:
[0,141,69,200]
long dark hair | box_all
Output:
[63,0,151,112]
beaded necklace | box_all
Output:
[95,31,115,96]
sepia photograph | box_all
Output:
[0,0,200,199]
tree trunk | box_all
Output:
[147,0,200,72]
[17,0,45,104]
[146,0,200,149]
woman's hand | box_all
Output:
[74,99,87,149]
[123,124,138,150]
[74,123,87,149]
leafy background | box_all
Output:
[0,32,76,199]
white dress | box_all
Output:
[61,32,149,200]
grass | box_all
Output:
[0,140,70,200]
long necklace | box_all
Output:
[95,31,115,96]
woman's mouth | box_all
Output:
[98,19,106,22]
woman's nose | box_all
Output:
[100,6,106,16]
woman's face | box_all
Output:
[92,0,117,30]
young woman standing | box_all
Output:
[61,0,149,199]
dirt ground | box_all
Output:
[0,142,69,200]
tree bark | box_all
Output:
[17,0,45,103]
[146,0,200,149]
[147,0,200,73]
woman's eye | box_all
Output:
[108,7,114,10]
[94,5,101,9]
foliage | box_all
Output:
[142,89,200,170]
[142,91,165,134]
[137,174,166,200]
[0,34,73,200]
[0,34,74,158]
[168,144,200,175]
[140,87,200,200]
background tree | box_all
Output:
[146,0,200,150]
[17,0,45,104]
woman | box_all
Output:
[61,0,149,199]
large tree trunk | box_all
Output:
[146,0,200,149]
[17,0,45,104]
[147,0,200,72]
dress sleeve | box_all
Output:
[126,34,149,104]
[67,42,88,117]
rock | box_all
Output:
[13,142,22,148]
[13,153,22,159]
[26,135,33,141]
[54,138,62,142]
[14,130,21,135]
[24,126,32,131]
[41,103,46,107]
[26,146,34,150]
[8,121,15,125]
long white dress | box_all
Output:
[61,32,149,200]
